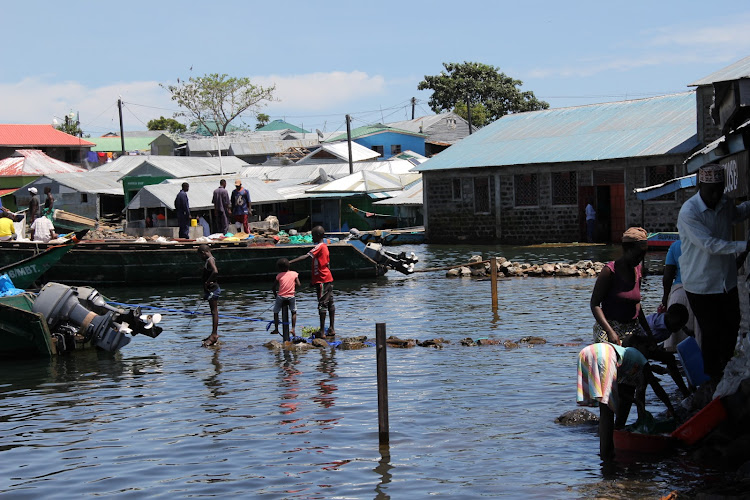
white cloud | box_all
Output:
[0,71,388,134]
[254,71,386,111]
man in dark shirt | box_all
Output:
[174,182,190,239]
[211,179,231,234]
[27,187,40,224]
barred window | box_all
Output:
[474,177,491,214]
[514,173,538,207]
[647,165,675,201]
[452,178,462,200]
[371,145,384,157]
[551,171,577,205]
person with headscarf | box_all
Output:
[590,227,651,346]
[677,163,750,381]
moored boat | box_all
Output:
[647,232,679,250]
[0,243,74,289]
[0,239,385,286]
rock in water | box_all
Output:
[555,408,599,425]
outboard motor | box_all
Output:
[32,282,162,353]
[362,242,418,275]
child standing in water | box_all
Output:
[271,258,300,336]
[198,244,220,347]
[290,225,335,337]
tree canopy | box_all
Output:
[417,62,549,127]
[162,73,276,136]
[55,113,83,137]
[147,116,186,133]
[255,113,270,130]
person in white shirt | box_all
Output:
[30,215,56,243]
[585,199,596,243]
[677,163,750,380]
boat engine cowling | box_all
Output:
[32,282,162,353]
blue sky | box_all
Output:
[3,0,750,136]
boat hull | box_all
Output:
[0,244,74,289]
[647,232,679,250]
[0,293,57,358]
[0,240,383,286]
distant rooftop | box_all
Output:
[257,119,309,133]
[690,55,750,86]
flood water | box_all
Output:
[0,244,721,498]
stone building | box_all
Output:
[415,92,702,244]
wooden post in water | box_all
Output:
[376,323,389,445]
[490,256,498,311]
[282,303,290,342]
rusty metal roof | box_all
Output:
[0,150,85,176]
[416,92,699,172]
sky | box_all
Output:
[3,0,750,136]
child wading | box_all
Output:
[271,258,300,336]
[198,244,220,346]
[290,225,335,337]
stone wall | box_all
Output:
[423,155,691,244]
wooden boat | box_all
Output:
[0,293,56,357]
[380,227,425,245]
[647,232,679,250]
[0,239,384,286]
[0,244,74,289]
[52,210,96,239]
[279,216,309,231]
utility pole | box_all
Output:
[117,98,125,156]
[466,96,473,135]
[346,114,354,174]
[411,97,416,119]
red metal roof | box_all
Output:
[0,149,85,176]
[0,125,95,147]
[0,188,18,197]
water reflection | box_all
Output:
[374,445,393,500]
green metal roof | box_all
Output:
[257,119,309,133]
[89,136,155,152]
[328,124,427,142]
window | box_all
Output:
[452,178,462,200]
[646,165,675,201]
[514,173,538,207]
[551,171,577,205]
[474,177,491,214]
[80,193,88,203]
[391,144,402,155]
[372,145,384,157]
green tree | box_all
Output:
[147,116,187,133]
[55,113,83,137]
[162,73,276,136]
[418,62,549,126]
[255,113,270,130]
[453,102,491,128]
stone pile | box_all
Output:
[446,255,605,278]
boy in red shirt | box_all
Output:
[271,258,301,335]
[290,225,335,337]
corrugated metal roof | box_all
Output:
[690,55,750,86]
[373,179,423,206]
[634,174,696,200]
[0,150,85,176]
[127,177,285,210]
[328,124,427,142]
[88,136,155,152]
[0,125,95,147]
[41,171,124,195]
[238,157,420,183]
[416,92,699,172]
[115,156,248,180]
[229,139,320,156]
[297,141,381,163]
[257,120,309,133]
[305,171,419,194]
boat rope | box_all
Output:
[347,203,394,218]
[106,300,281,330]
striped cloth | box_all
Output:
[577,343,620,412]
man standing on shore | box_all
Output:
[677,163,750,381]
[175,182,190,239]
[212,179,230,234]
[585,198,596,243]
[231,179,252,233]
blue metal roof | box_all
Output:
[416,92,699,172]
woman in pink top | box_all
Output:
[272,258,301,336]
[591,227,653,346]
